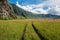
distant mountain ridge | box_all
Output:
[11,4,60,19]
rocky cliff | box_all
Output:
[0,0,17,19]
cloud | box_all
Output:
[48,6,60,15]
[45,0,60,7]
[16,1,48,14]
[16,1,37,13]
[16,0,60,15]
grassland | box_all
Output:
[0,19,60,40]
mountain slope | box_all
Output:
[11,4,60,19]
[0,0,17,19]
[11,4,40,19]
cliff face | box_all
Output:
[0,0,16,19]
[0,0,7,4]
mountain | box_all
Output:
[11,4,40,19]
[0,0,60,20]
[11,4,60,19]
[0,0,17,19]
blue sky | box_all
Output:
[8,0,60,15]
[8,0,47,5]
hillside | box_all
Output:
[0,0,17,19]
[11,4,40,19]
[11,4,60,19]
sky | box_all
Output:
[8,0,60,15]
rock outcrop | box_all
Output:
[0,0,17,19]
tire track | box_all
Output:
[32,23,48,40]
[21,24,27,40]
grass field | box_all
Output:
[0,19,60,40]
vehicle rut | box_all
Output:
[21,24,27,40]
[32,23,48,40]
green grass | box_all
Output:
[33,19,60,40]
[0,20,27,40]
[0,19,60,40]
[24,22,40,40]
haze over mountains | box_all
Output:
[8,0,60,16]
[11,1,60,19]
[11,4,60,19]
[16,1,60,16]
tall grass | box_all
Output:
[0,19,60,40]
[24,22,40,40]
[33,19,60,40]
[0,20,27,40]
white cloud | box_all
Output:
[32,6,49,14]
[45,0,60,7]
[55,6,60,13]
[16,1,48,14]
[16,0,60,15]
[48,6,60,15]
[16,1,40,13]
